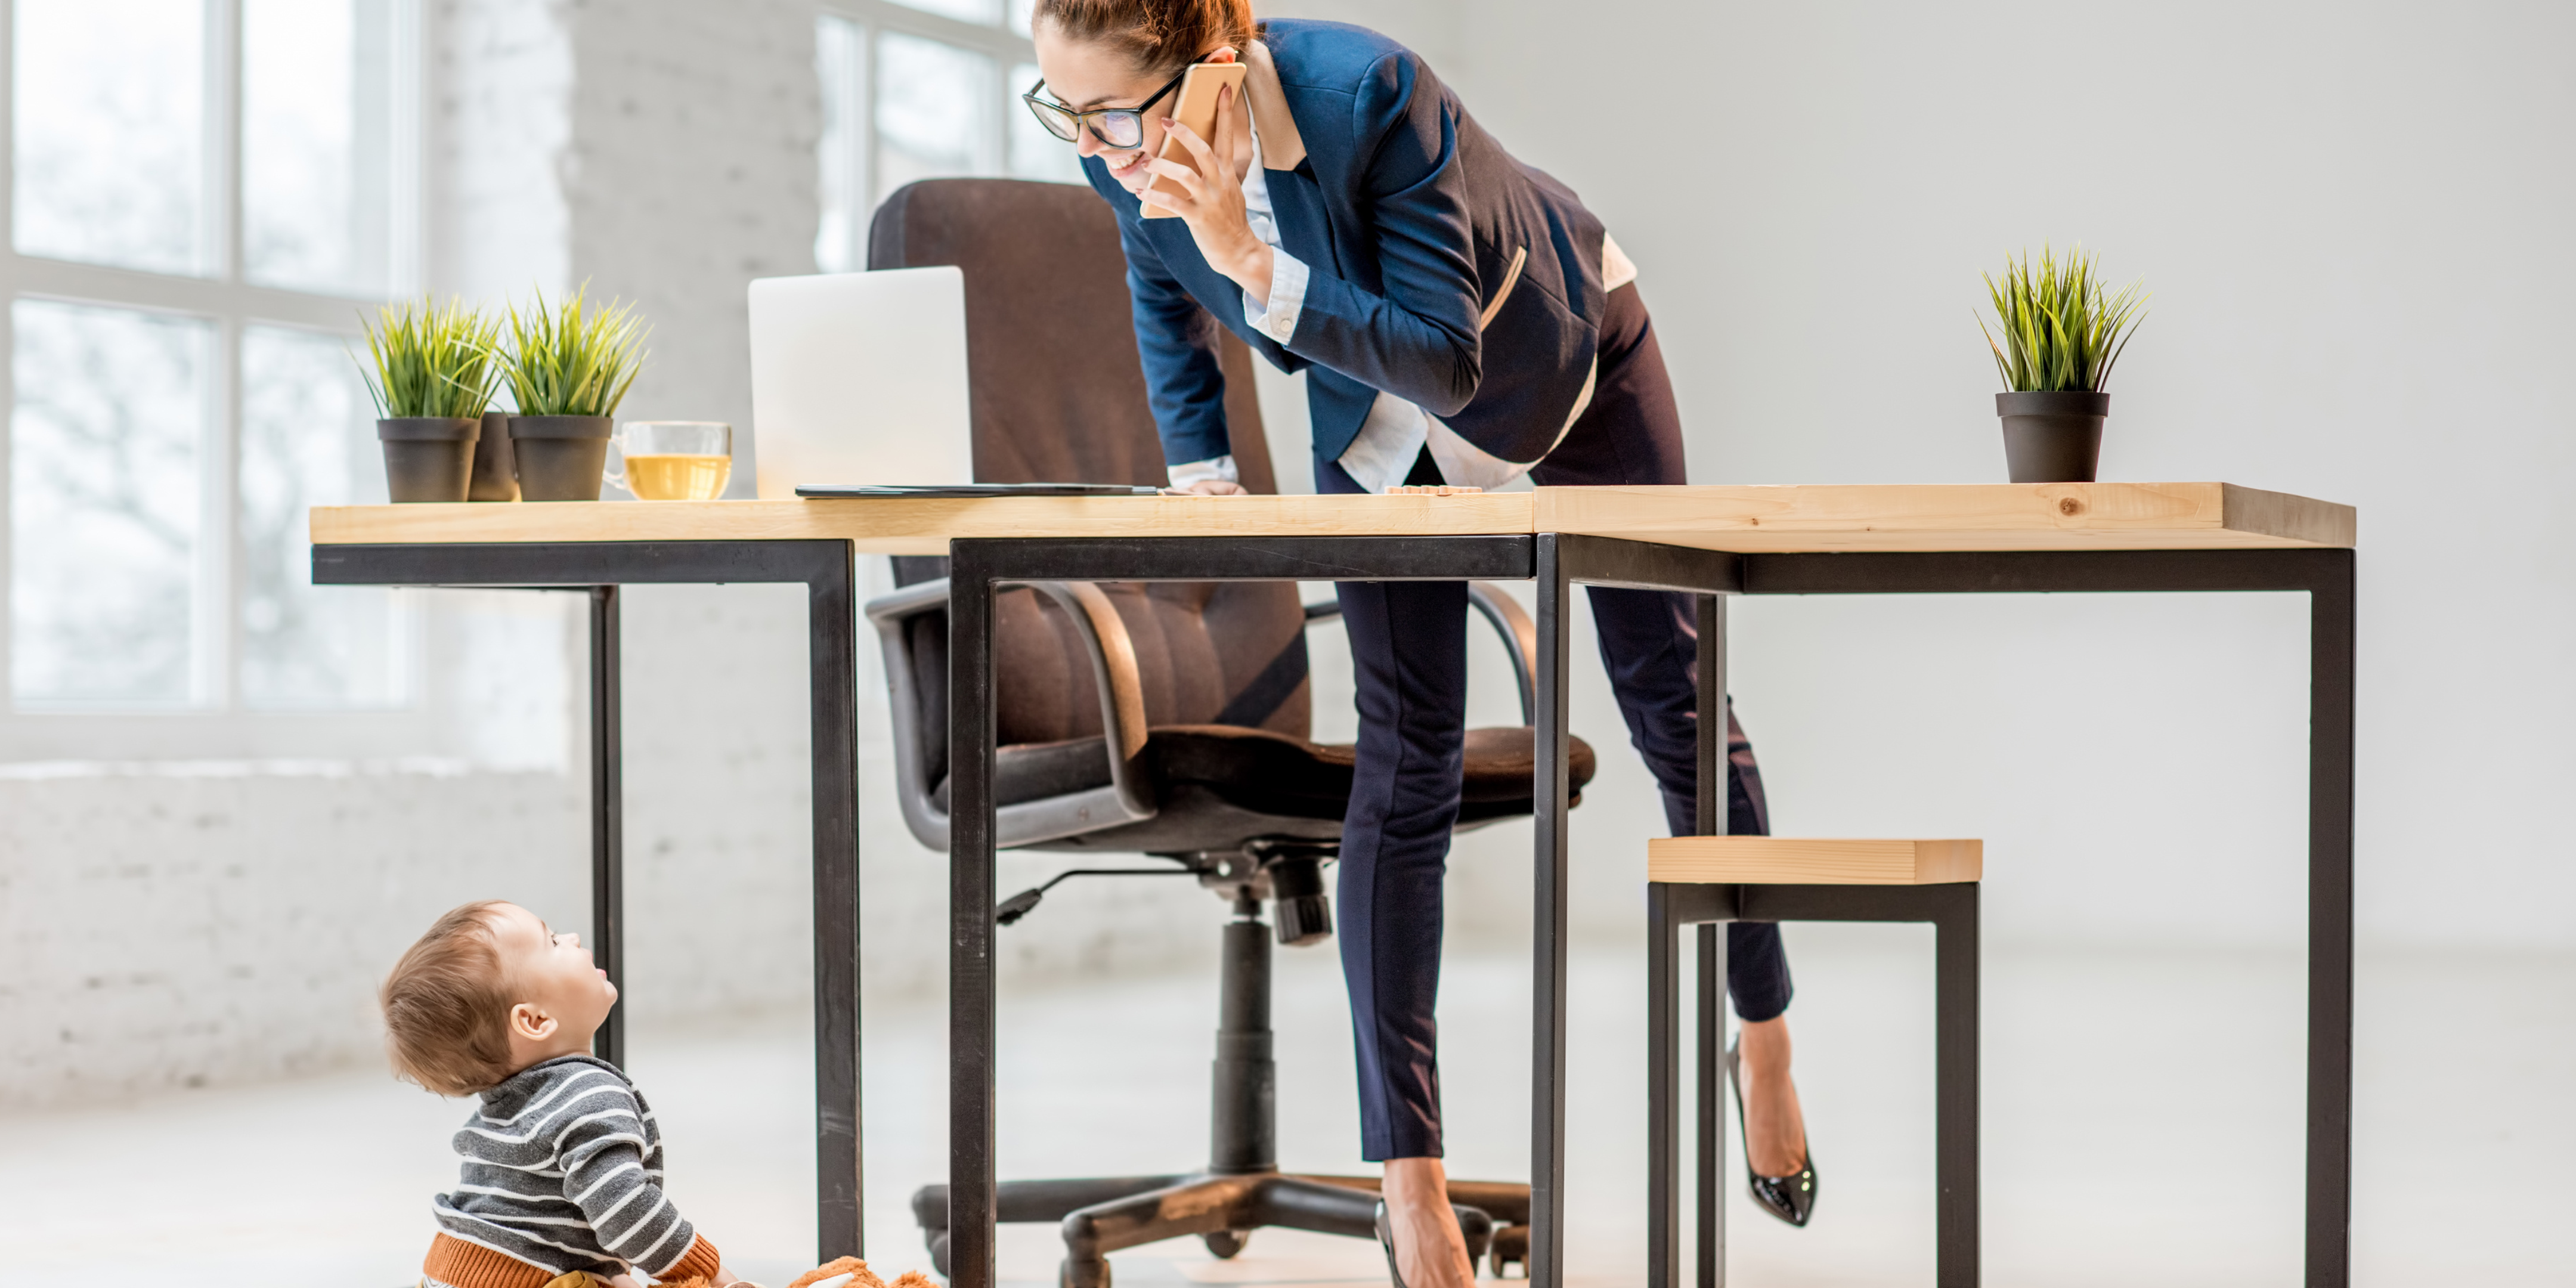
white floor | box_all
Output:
[1,932,2567,1287]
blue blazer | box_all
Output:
[1083,19,1609,471]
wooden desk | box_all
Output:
[309,482,2357,1287]
[312,480,2348,553]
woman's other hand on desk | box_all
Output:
[1139,85,1274,302]
[1179,478,1249,496]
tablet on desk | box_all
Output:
[795,482,1162,499]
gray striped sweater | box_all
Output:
[431,1054,704,1280]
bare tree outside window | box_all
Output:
[239,324,401,707]
[4,0,417,725]
[8,301,208,705]
[813,1,1075,277]
[13,0,210,276]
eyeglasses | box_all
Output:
[1022,63,1194,150]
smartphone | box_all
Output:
[1139,61,1249,219]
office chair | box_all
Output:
[863,178,1597,1287]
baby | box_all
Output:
[383,900,745,1288]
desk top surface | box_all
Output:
[309,482,2354,556]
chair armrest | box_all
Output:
[863,576,953,621]
[1302,585,1538,724]
[863,578,961,852]
[863,577,1159,849]
[1466,583,1538,724]
[1022,581,1157,822]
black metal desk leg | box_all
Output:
[588,586,624,1070]
[948,547,1001,1288]
[1531,535,1574,1288]
[2307,554,2357,1287]
[1692,593,1727,1288]
[1934,884,1980,1288]
[810,548,865,1260]
[1695,594,1724,829]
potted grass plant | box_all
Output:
[358,298,503,503]
[1979,245,2148,482]
[499,285,650,501]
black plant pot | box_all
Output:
[1995,391,2110,483]
[469,411,519,501]
[378,417,480,503]
[510,415,614,501]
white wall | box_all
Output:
[1296,0,2576,952]
[0,0,1210,1107]
[15,0,2568,1107]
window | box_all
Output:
[814,0,1081,274]
[4,0,419,719]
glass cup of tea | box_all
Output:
[608,421,733,501]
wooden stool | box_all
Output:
[1646,838,1983,1288]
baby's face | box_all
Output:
[486,902,617,1051]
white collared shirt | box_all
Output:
[1166,110,1638,494]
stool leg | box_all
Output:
[1935,884,1980,1287]
[1696,921,1724,1288]
[1647,884,1680,1288]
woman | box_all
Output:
[1026,4,1816,1281]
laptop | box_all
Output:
[747,266,975,499]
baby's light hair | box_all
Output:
[380,900,518,1095]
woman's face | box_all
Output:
[1031,27,1232,194]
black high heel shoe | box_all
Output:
[1374,1201,1407,1287]
[1373,1198,1493,1287]
[1726,1039,1818,1227]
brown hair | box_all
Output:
[380,900,519,1095]
[1032,0,1256,78]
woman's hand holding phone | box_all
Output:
[1140,84,1274,303]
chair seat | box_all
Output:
[1647,837,1983,885]
[935,724,1599,827]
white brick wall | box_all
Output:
[0,0,1224,1108]
[428,0,574,304]
[0,761,587,1104]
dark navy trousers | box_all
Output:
[1322,284,1793,1161]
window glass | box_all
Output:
[875,33,990,202]
[243,0,402,296]
[1007,61,1082,184]
[1007,0,1035,36]
[883,0,1001,25]
[10,301,210,707]
[815,16,867,274]
[239,325,403,708]
[11,0,208,275]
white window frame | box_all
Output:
[815,0,1049,275]
[0,0,457,762]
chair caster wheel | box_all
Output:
[927,1230,951,1278]
[1456,1206,1493,1269]
[1488,1223,1529,1279]
[1202,1229,1250,1259]
[1060,1257,1110,1288]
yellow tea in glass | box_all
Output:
[609,422,732,500]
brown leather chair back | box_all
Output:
[867,178,1275,491]
[867,179,1311,765]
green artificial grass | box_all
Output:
[497,284,651,418]
[1980,245,2148,392]
[356,297,504,419]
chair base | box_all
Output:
[912,1172,1530,1286]
[914,872,1532,1286]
